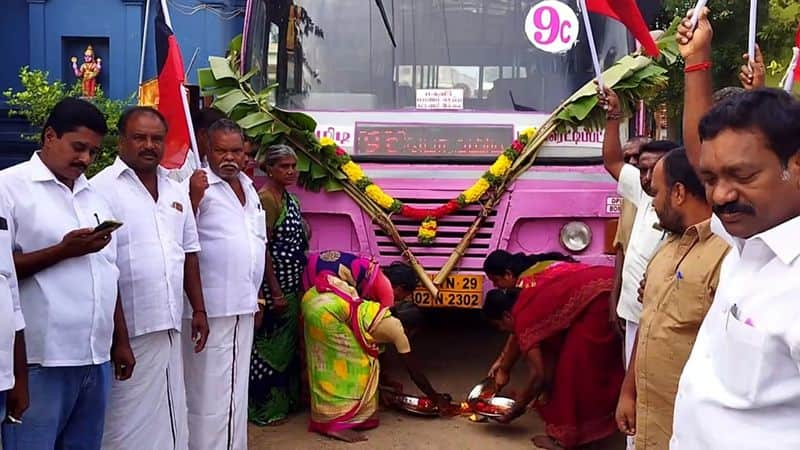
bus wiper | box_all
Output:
[509,91,537,112]
[374,0,397,47]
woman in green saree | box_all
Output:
[249,144,309,425]
[302,272,448,442]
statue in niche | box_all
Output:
[70,45,102,98]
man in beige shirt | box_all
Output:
[615,147,729,449]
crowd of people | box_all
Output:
[0,92,445,448]
[476,8,800,450]
[0,6,799,450]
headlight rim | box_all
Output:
[559,220,592,253]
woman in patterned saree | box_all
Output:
[303,250,398,308]
[249,144,309,426]
[483,258,624,450]
[302,272,448,443]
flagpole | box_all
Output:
[783,48,799,92]
[160,0,202,170]
[689,0,708,28]
[138,0,151,89]
[181,85,202,169]
[747,0,757,61]
[578,0,604,90]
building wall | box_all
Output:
[0,0,245,166]
[17,0,245,100]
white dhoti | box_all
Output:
[182,314,254,450]
[103,329,189,450]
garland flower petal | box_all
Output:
[341,161,366,183]
[319,136,336,148]
[417,217,438,244]
[520,127,537,142]
[462,177,491,204]
[365,184,399,211]
[488,154,513,177]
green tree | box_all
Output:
[758,0,800,86]
[4,66,132,176]
[654,0,769,121]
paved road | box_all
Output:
[248,310,624,449]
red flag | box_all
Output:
[586,0,659,57]
[155,1,196,169]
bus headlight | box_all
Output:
[560,221,592,253]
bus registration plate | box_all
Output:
[411,274,484,309]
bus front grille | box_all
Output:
[373,194,500,272]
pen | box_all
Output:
[6,414,22,424]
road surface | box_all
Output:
[248,310,625,449]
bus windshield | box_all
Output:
[244,0,630,114]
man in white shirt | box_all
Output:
[0,98,134,450]
[92,106,209,450]
[669,9,800,449]
[600,101,674,368]
[0,193,26,434]
[184,119,266,450]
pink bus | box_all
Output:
[242,0,627,309]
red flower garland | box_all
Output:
[400,199,461,221]
[395,139,525,221]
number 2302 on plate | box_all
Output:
[411,274,484,309]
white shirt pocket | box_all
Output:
[714,309,767,402]
[161,203,185,245]
[251,210,268,243]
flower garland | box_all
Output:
[318,127,537,244]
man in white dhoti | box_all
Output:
[92,106,209,450]
[184,119,266,450]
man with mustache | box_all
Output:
[614,147,729,449]
[183,119,266,449]
[0,98,134,450]
[91,106,209,450]
[670,8,800,449]
[168,108,227,183]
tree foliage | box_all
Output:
[653,0,798,120]
[3,66,132,176]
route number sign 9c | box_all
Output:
[524,0,580,54]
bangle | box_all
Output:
[684,61,712,73]
[192,310,207,316]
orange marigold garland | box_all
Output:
[317,128,537,244]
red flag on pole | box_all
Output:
[586,0,660,57]
[155,0,198,169]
